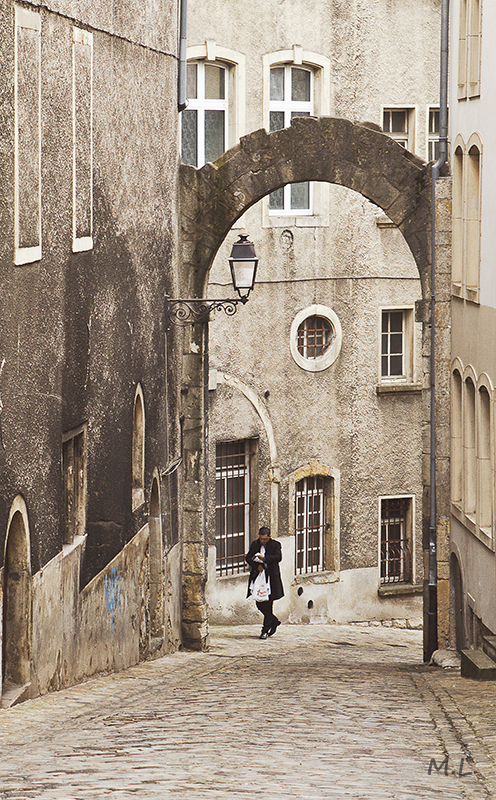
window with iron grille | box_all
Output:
[215,440,254,575]
[380,497,412,584]
[296,476,325,574]
[297,315,334,360]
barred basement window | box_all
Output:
[296,476,325,574]
[380,497,412,584]
[215,440,256,576]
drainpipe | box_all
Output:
[426,0,449,663]
[178,0,188,112]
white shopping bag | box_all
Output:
[250,570,271,602]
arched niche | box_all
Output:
[2,497,32,694]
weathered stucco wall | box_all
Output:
[30,531,182,696]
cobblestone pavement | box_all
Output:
[1,624,496,799]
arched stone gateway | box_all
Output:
[180,116,431,298]
[178,116,450,652]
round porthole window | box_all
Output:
[290,305,342,372]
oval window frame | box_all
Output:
[290,305,342,372]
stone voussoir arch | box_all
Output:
[180,115,432,299]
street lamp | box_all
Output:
[166,234,258,325]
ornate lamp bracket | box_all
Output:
[165,296,249,326]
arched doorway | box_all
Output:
[2,499,32,704]
[149,475,164,643]
[450,552,465,652]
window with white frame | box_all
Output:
[428,107,440,162]
[72,28,93,252]
[296,476,326,574]
[380,497,413,585]
[181,61,228,167]
[215,439,256,576]
[380,309,413,383]
[269,65,313,213]
[14,6,41,266]
[383,108,415,152]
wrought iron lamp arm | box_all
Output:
[165,296,249,326]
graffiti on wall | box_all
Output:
[104,567,122,631]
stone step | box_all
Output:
[1,682,31,709]
[461,649,496,681]
[482,635,496,662]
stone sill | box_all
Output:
[62,533,87,558]
[378,583,423,597]
[215,570,249,583]
[451,502,495,551]
[376,383,422,395]
[293,570,340,586]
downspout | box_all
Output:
[178,0,188,112]
[426,0,450,663]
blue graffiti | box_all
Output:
[104,567,122,631]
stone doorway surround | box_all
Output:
[178,115,451,652]
[1,496,32,708]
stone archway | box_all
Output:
[178,116,449,652]
[180,116,431,299]
[2,498,32,705]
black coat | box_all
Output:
[246,537,284,601]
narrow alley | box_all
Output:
[1,624,495,799]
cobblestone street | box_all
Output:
[1,624,496,799]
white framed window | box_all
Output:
[380,308,414,384]
[215,439,256,576]
[380,496,413,585]
[14,6,41,266]
[428,107,440,162]
[262,48,331,227]
[382,107,416,152]
[290,305,342,372]
[269,65,313,214]
[72,28,93,253]
[181,61,228,167]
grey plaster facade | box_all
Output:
[0,0,183,702]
